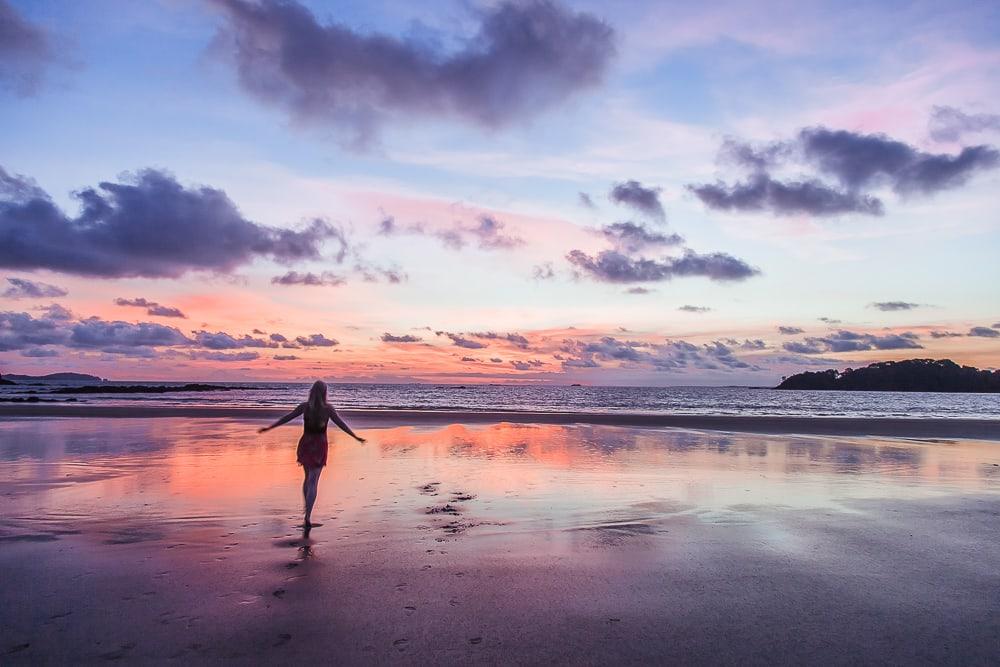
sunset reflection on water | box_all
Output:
[2,417,997,550]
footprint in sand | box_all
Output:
[469,637,483,645]
[272,589,286,599]
[426,504,461,515]
[451,492,476,501]
[418,482,441,496]
[99,642,135,660]
[403,606,416,614]
[273,633,292,648]
[393,638,409,651]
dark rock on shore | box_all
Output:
[777,359,1000,392]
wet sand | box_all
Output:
[1,417,999,664]
[1,404,999,439]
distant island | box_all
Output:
[51,383,239,394]
[1,372,105,384]
[777,359,1000,393]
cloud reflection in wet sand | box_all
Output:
[1,417,998,662]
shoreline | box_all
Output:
[1,404,997,440]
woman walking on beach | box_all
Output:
[259,380,365,527]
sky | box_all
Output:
[1,0,998,384]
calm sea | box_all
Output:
[2,382,999,419]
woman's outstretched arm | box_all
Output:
[329,406,365,443]
[258,403,305,433]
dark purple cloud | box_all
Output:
[435,331,486,349]
[3,276,67,299]
[625,286,652,294]
[578,192,596,209]
[470,331,530,348]
[510,359,545,370]
[799,127,1000,195]
[691,126,998,217]
[609,181,665,221]
[0,310,67,350]
[193,330,276,349]
[114,297,186,318]
[20,347,58,358]
[70,318,191,349]
[929,331,964,338]
[295,333,339,347]
[688,174,884,217]
[778,326,804,335]
[1,306,347,360]
[558,335,759,372]
[189,350,260,362]
[781,330,923,354]
[870,301,921,312]
[0,166,342,278]
[929,106,1000,143]
[678,305,710,313]
[566,249,759,283]
[599,221,683,253]
[38,303,72,321]
[0,0,54,96]
[469,215,523,250]
[211,0,615,145]
[271,271,346,286]
[968,326,1000,338]
[273,354,299,361]
[381,332,421,343]
[718,137,788,171]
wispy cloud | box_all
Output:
[114,297,186,318]
[3,277,67,299]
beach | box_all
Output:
[2,412,999,664]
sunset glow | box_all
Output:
[1,0,998,384]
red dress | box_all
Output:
[296,432,328,468]
[297,407,329,468]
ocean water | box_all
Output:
[2,382,1000,419]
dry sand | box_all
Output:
[1,417,998,664]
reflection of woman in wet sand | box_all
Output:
[259,380,365,527]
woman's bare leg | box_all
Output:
[303,466,322,526]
